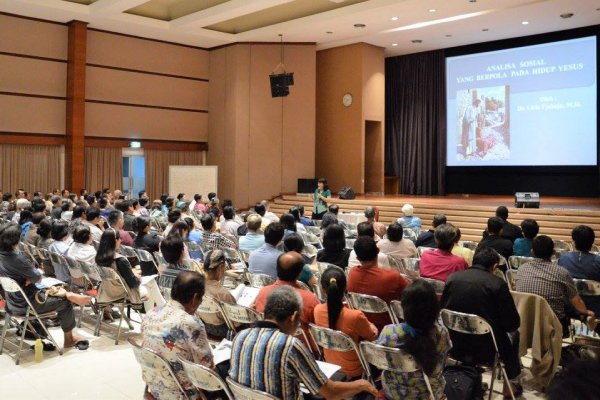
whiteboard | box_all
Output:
[169,166,218,198]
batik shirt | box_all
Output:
[141,300,213,399]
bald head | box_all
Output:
[276,251,305,281]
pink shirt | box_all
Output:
[419,248,468,282]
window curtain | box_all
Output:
[85,147,123,193]
[144,149,203,199]
[385,50,446,195]
[0,144,63,194]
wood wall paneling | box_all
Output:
[0,55,67,97]
[0,95,66,134]
[0,14,68,60]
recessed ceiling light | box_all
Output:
[560,13,574,19]
[522,21,529,25]
[445,34,453,37]
[469,0,477,2]
[482,28,489,31]
[354,23,366,28]
[429,8,436,13]
[391,43,398,46]
[412,39,422,43]
[391,16,399,21]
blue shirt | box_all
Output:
[397,215,422,230]
[558,251,600,314]
[299,216,315,227]
[188,229,203,244]
[248,243,282,279]
[239,232,265,252]
[513,238,533,256]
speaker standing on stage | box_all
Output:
[312,178,331,220]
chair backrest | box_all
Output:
[573,279,600,296]
[420,277,445,296]
[505,269,517,291]
[296,280,311,291]
[346,292,391,315]
[128,336,190,400]
[220,302,262,325]
[197,295,222,315]
[136,248,157,264]
[247,273,275,288]
[591,244,600,253]
[493,268,507,283]
[345,238,356,249]
[0,276,38,314]
[389,300,404,324]
[317,262,341,276]
[77,259,101,282]
[179,357,233,400]
[508,256,535,270]
[417,246,434,258]
[359,341,420,373]
[553,240,573,252]
[458,240,479,251]
[440,309,493,336]
[303,244,318,258]
[226,377,280,400]
[400,258,420,278]
[238,249,251,263]
[153,251,167,266]
[308,323,358,353]
[50,251,73,282]
[403,228,418,242]
[306,226,321,236]
[119,245,139,258]
[187,242,204,261]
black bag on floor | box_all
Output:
[338,187,355,200]
[443,365,484,400]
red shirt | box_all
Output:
[346,264,409,331]
[419,248,468,282]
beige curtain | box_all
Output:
[85,147,123,193]
[145,149,203,199]
[0,144,63,194]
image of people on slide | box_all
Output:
[457,86,510,161]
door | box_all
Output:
[123,149,145,199]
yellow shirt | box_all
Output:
[452,246,474,266]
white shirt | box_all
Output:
[348,250,391,269]
[82,220,103,242]
[376,238,417,262]
[263,211,280,224]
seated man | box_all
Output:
[348,222,390,268]
[142,271,214,400]
[441,247,522,395]
[248,222,284,279]
[82,206,104,242]
[0,223,91,349]
[558,225,600,318]
[347,236,409,330]
[490,206,523,243]
[517,235,594,337]
[477,216,514,263]
[397,203,422,230]
[365,206,386,238]
[513,219,539,257]
[158,236,196,290]
[420,223,468,282]
[220,205,241,237]
[321,204,347,230]
[239,214,265,252]
[230,285,376,400]
[296,205,314,227]
[415,214,447,248]
[199,213,236,252]
[377,221,417,262]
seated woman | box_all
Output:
[68,205,86,233]
[513,219,539,257]
[314,266,377,379]
[376,279,451,400]
[67,225,97,265]
[317,224,351,269]
[36,218,54,249]
[132,216,162,275]
[199,249,236,338]
[167,220,191,260]
[95,229,164,313]
[48,220,72,257]
[283,233,318,287]
[19,209,33,241]
[158,236,197,294]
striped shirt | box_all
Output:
[229,321,328,400]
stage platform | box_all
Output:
[270,194,600,243]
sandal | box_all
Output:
[74,340,89,351]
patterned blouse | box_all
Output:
[376,322,451,400]
[141,300,213,399]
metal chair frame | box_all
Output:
[420,277,446,296]
[226,377,281,400]
[346,292,394,326]
[507,256,535,270]
[247,273,275,288]
[417,246,434,258]
[179,357,234,400]
[220,302,262,337]
[399,258,420,278]
[389,300,404,324]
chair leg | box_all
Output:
[500,364,515,400]
[15,311,31,365]
[34,315,63,356]
[94,305,103,336]
[115,302,125,345]
[0,312,9,355]
[488,356,497,400]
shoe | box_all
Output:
[503,381,523,399]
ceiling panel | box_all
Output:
[125,0,231,21]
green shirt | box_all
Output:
[313,189,331,214]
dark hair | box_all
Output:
[496,206,509,220]
[321,266,346,330]
[328,204,339,214]
[354,236,379,262]
[72,225,91,244]
[138,190,146,198]
[183,217,195,231]
[283,233,304,253]
[171,271,205,305]
[31,197,46,213]
[98,197,108,209]
[572,225,595,252]
[193,194,201,202]
[107,210,122,227]
[254,203,266,216]
[547,359,600,400]
[165,197,174,208]
[521,219,539,240]
[289,207,301,222]
[434,223,457,251]
[2,192,12,202]
[36,218,52,239]
[487,217,503,235]
[276,253,304,281]
[177,193,185,200]
[161,236,184,264]
[318,178,329,191]
[138,198,148,207]
[72,205,86,220]
[533,235,554,259]
[322,224,346,252]
[207,192,217,201]
[320,212,338,229]
[134,216,151,233]
[200,213,215,231]
[280,213,296,232]
[387,222,404,242]
[223,206,235,220]
[86,207,100,221]
[264,286,302,322]
[0,223,21,251]
[222,199,233,208]
[297,205,305,216]
[32,212,45,225]
[51,220,70,241]
[116,200,130,213]
[160,193,168,204]
[400,279,440,376]
[472,246,500,270]
[168,221,189,239]
[19,210,33,226]
[432,214,447,228]
[61,199,72,212]
[167,208,181,224]
[357,221,374,238]
[95,229,120,266]
[264,222,285,246]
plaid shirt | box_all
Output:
[229,321,328,400]
[516,258,578,319]
[200,231,236,252]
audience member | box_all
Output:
[347,236,409,330]
[107,210,133,247]
[450,228,474,266]
[513,219,539,257]
[365,206,386,238]
[82,207,104,242]
[18,209,33,241]
[238,214,265,252]
[67,225,97,265]
[485,206,523,243]
[516,235,594,337]
[477,216,514,262]
[296,205,314,227]
[546,359,600,400]
[377,221,417,262]
[48,220,72,256]
[314,266,377,378]
[321,204,341,230]
[163,208,182,237]
[230,285,376,400]
[397,203,422,230]
[348,222,390,267]
[220,205,241,236]
[283,233,317,287]
[415,214,447,248]
[377,280,451,400]
[280,213,298,239]
[441,247,522,395]
[420,223,468,282]
[261,200,280,224]
[248,222,285,279]
[115,200,136,231]
[36,218,54,249]
[312,178,331,220]
[24,212,45,245]
[316,224,351,268]
[200,213,236,252]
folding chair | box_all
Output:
[49,251,73,284]
[389,300,404,324]
[296,280,311,291]
[119,245,140,266]
[400,258,420,278]
[179,357,234,400]
[196,295,226,332]
[308,323,372,381]
[420,277,446,296]
[573,279,600,336]
[303,243,318,259]
[128,336,190,400]
[440,309,516,400]
[187,242,204,261]
[226,377,280,400]
[458,240,479,251]
[317,262,341,276]
[345,239,356,250]
[306,226,321,236]
[0,276,63,364]
[247,273,275,288]
[136,248,160,275]
[220,302,262,337]
[360,341,436,400]
[505,269,517,291]
[346,292,394,325]
[153,251,167,267]
[553,240,573,253]
[507,256,535,270]
[417,246,434,258]
[591,244,600,254]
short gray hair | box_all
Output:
[264,285,302,322]
[364,206,376,219]
[434,223,457,251]
[16,198,30,210]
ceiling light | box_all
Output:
[482,28,489,31]
[391,16,399,21]
[469,0,477,2]
[429,9,436,13]
[445,34,452,37]
[391,43,398,46]
[522,21,529,25]
[412,40,422,43]
[353,23,366,28]
[560,13,574,19]
[326,31,333,34]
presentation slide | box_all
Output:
[446,36,597,167]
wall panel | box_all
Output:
[0,55,66,96]
[0,14,67,60]
[0,95,66,134]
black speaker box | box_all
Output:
[515,192,540,208]
[269,73,294,98]
[338,187,356,200]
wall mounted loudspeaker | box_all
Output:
[270,72,294,98]
[515,192,540,208]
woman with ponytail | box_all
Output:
[313,266,378,379]
[376,279,451,400]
